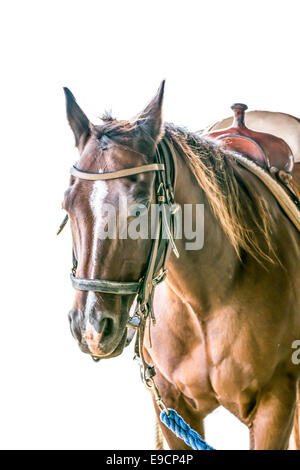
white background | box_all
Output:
[0,0,299,450]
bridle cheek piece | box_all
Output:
[58,139,178,386]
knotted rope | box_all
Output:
[160,408,214,450]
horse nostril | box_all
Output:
[89,310,114,336]
[68,310,74,324]
[68,310,82,342]
[100,317,114,341]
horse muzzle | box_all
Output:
[68,309,128,358]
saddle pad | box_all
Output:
[232,152,300,232]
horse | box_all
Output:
[62,83,300,450]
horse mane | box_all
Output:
[95,116,274,263]
[164,124,275,263]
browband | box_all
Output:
[70,163,165,181]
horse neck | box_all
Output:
[166,144,238,315]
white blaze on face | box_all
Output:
[85,291,97,317]
[85,172,108,355]
[89,173,108,267]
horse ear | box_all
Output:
[136,80,165,154]
[63,87,90,148]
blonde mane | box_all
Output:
[164,124,274,263]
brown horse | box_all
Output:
[62,83,300,450]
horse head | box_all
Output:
[63,82,165,358]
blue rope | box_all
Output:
[160,408,214,450]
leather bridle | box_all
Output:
[58,138,179,336]
[58,137,179,413]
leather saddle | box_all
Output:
[205,103,294,184]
